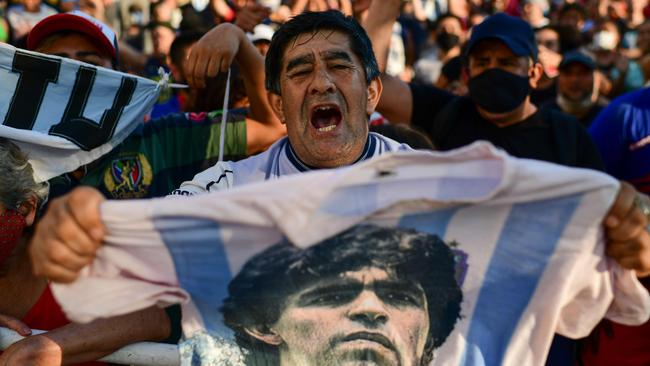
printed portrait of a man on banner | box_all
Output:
[48,148,650,366]
[221,225,466,366]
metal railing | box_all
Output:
[0,327,180,366]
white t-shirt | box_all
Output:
[170,132,412,196]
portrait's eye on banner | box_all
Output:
[0,43,163,182]
[51,143,650,366]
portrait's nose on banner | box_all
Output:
[0,43,165,182]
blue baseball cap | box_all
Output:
[559,51,596,71]
[466,13,538,62]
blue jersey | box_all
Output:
[589,88,650,193]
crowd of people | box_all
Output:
[0,0,649,365]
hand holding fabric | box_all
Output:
[604,181,650,277]
[29,187,106,283]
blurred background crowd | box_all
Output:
[1,0,649,365]
[2,0,649,127]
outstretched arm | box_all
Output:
[0,306,171,365]
[362,0,400,73]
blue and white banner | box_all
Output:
[0,43,163,182]
[52,143,650,365]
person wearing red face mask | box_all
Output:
[0,211,28,270]
[0,139,53,336]
[0,138,172,365]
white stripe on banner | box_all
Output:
[0,43,164,182]
[51,144,650,366]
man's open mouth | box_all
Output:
[341,332,395,351]
[310,104,342,132]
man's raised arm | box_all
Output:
[184,23,285,152]
[361,0,415,124]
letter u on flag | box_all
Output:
[0,43,164,182]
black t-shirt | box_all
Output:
[409,83,605,171]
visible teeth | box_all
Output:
[317,125,337,132]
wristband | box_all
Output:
[634,193,650,230]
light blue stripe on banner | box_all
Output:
[319,184,379,217]
[155,217,232,333]
[461,194,583,366]
[397,207,459,237]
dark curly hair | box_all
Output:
[221,225,463,365]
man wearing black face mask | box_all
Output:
[366,8,604,171]
[414,14,464,86]
[434,14,463,58]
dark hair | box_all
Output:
[168,31,247,111]
[264,10,379,95]
[222,225,463,365]
[183,65,247,113]
[558,3,587,21]
[535,24,559,36]
[555,24,585,53]
[169,31,204,68]
[128,4,142,13]
[441,55,463,82]
[433,13,464,31]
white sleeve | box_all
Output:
[169,161,235,196]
